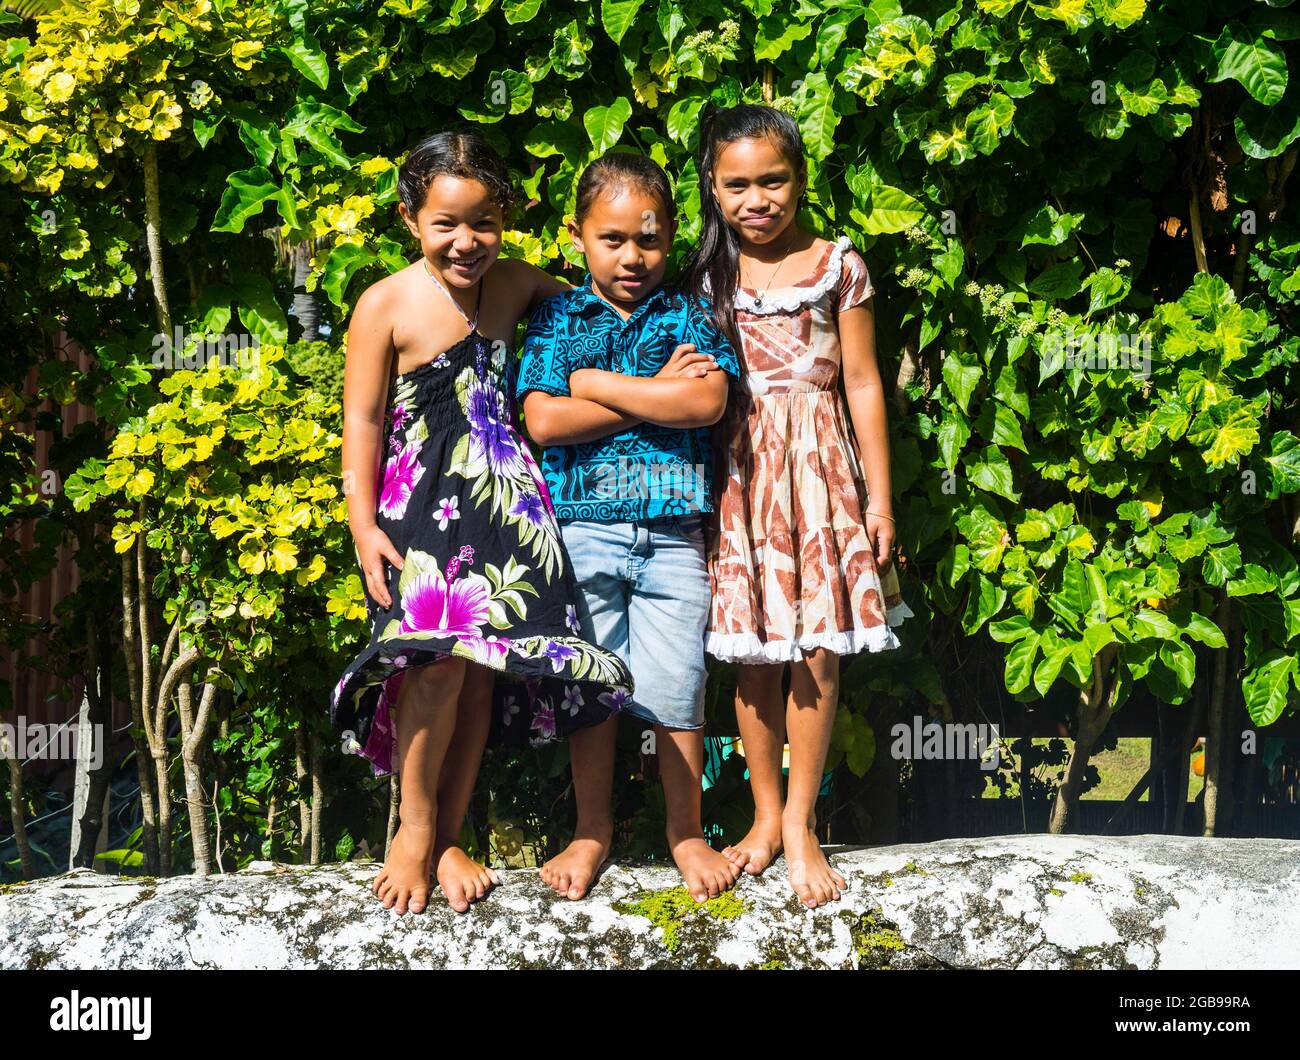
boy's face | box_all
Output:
[399,174,503,287]
[569,186,676,312]
[710,136,805,246]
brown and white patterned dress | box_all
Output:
[704,235,912,664]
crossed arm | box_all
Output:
[521,346,728,446]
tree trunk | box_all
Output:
[1,724,33,878]
[209,688,232,869]
[292,242,321,343]
[1203,592,1234,837]
[121,545,160,874]
[1187,107,1210,275]
[310,729,324,865]
[178,668,219,876]
[266,793,278,859]
[143,538,201,878]
[150,643,200,880]
[1172,649,1208,836]
[295,727,311,862]
[71,604,114,868]
[153,746,172,877]
[1049,643,1119,834]
[142,142,172,336]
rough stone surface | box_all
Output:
[2,834,1298,969]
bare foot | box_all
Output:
[722,811,784,875]
[372,820,436,915]
[434,840,500,913]
[540,822,612,900]
[669,829,741,903]
[782,817,847,909]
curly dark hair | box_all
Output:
[397,131,518,220]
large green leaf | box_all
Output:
[320,244,378,309]
[1210,22,1289,106]
[503,0,542,23]
[600,0,644,43]
[856,185,925,234]
[1264,431,1300,494]
[282,35,329,89]
[231,273,288,346]
[968,446,1018,502]
[1004,632,1041,693]
[796,73,839,162]
[941,355,981,414]
[754,15,813,60]
[1243,652,1298,726]
[1235,80,1300,158]
[583,97,632,153]
[211,167,282,234]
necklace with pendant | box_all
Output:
[748,228,799,308]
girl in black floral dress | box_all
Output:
[332,132,632,915]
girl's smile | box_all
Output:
[399,173,503,287]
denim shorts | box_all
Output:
[558,514,709,730]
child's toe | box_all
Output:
[442,881,470,913]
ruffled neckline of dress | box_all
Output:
[703,235,855,316]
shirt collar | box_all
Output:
[566,272,674,322]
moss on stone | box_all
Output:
[1069,871,1094,884]
[613,885,750,955]
[851,907,908,970]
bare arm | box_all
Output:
[839,298,895,570]
[519,259,573,313]
[341,282,404,607]
[521,390,641,446]
[568,368,729,428]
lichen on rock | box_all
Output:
[1,835,1297,969]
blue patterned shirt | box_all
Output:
[516,274,739,521]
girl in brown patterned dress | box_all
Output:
[681,104,913,909]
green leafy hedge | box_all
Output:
[2,0,1298,868]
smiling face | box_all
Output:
[399,174,503,287]
[709,135,806,248]
[568,184,676,312]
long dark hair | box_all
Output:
[678,104,807,353]
[397,130,518,221]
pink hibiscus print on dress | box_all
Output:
[378,440,424,520]
[390,402,410,433]
[397,554,491,639]
[467,633,511,666]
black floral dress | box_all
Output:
[330,268,634,777]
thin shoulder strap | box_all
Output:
[469,272,483,330]
[423,259,482,331]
